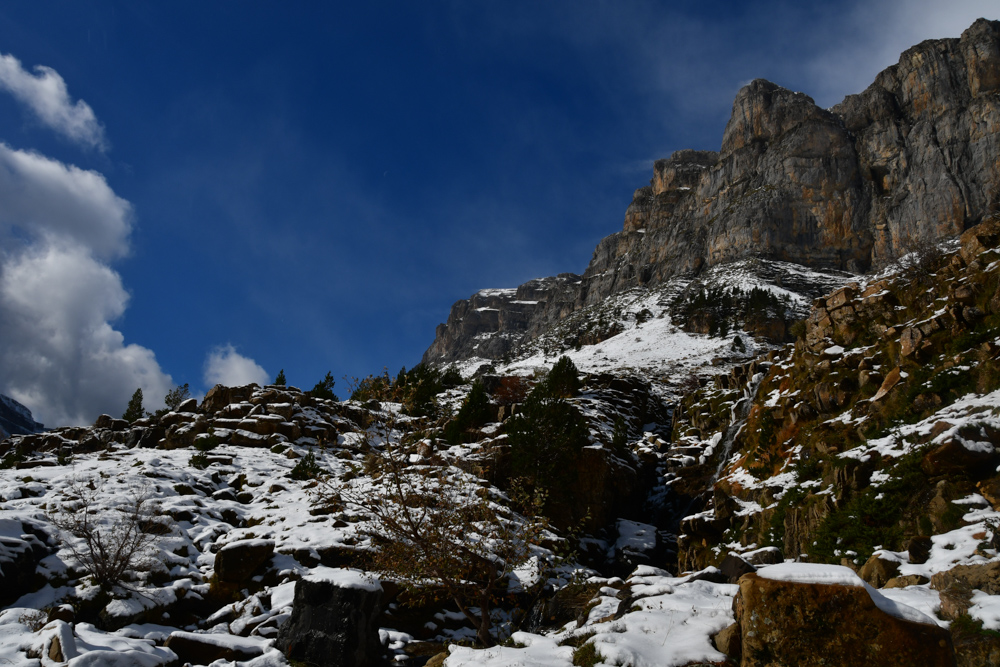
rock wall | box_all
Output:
[424,19,1000,367]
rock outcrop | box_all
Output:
[735,566,955,666]
[276,569,384,667]
[424,19,1000,366]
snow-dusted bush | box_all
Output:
[49,479,164,592]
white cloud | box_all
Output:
[0,244,172,426]
[805,1,1000,107]
[204,344,269,388]
[0,144,171,426]
[0,53,108,151]
[0,143,131,259]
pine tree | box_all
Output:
[164,383,191,411]
[274,369,287,386]
[122,388,145,423]
[309,372,338,401]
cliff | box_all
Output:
[0,394,44,439]
[424,18,1000,367]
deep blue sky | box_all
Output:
[0,1,996,425]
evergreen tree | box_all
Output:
[444,381,494,445]
[309,372,339,401]
[122,388,145,423]
[274,369,287,386]
[164,383,191,411]
[543,355,582,398]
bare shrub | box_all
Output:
[327,381,549,647]
[49,479,164,592]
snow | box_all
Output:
[166,630,268,652]
[757,563,937,625]
[303,566,382,592]
[757,562,864,587]
[446,570,735,667]
[969,590,1000,630]
[446,632,573,667]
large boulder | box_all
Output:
[275,567,384,667]
[0,520,50,607]
[736,564,954,666]
[214,538,275,584]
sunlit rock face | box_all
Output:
[424,19,1000,367]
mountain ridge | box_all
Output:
[424,17,1000,368]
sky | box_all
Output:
[0,1,996,427]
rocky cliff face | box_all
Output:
[424,19,1000,367]
[0,394,44,439]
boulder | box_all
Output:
[922,424,1000,479]
[712,622,741,662]
[164,631,266,664]
[931,561,1000,621]
[736,564,954,666]
[214,538,275,583]
[858,553,901,588]
[201,384,259,416]
[0,522,51,606]
[276,567,384,667]
[719,553,756,584]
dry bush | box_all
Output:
[330,382,549,647]
[49,479,164,592]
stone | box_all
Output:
[932,561,1000,599]
[0,523,51,607]
[214,539,275,583]
[165,631,266,664]
[744,547,783,566]
[922,424,1000,479]
[177,397,199,413]
[275,571,384,667]
[712,622,741,662]
[858,553,901,588]
[719,553,756,584]
[871,366,902,402]
[960,215,1000,264]
[736,569,955,666]
[899,327,924,357]
[908,536,933,565]
[201,384,259,416]
[425,652,448,667]
[884,574,930,589]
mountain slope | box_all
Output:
[424,18,1000,369]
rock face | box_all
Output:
[735,569,955,667]
[276,572,384,667]
[424,19,1000,366]
[0,394,44,438]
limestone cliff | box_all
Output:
[424,19,1000,367]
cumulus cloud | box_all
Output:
[204,344,269,388]
[0,245,171,426]
[0,145,171,426]
[0,53,108,151]
[0,143,131,259]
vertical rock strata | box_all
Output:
[424,19,1000,366]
